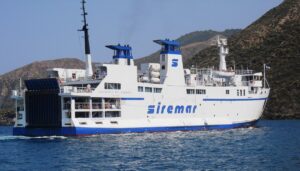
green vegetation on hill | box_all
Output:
[177,29,241,46]
[134,29,241,67]
[186,0,300,119]
[0,109,14,125]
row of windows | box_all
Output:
[237,89,246,96]
[64,98,120,110]
[187,89,246,96]
[75,111,120,118]
[186,89,206,95]
[114,58,131,65]
[105,83,121,90]
[138,86,162,93]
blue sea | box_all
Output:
[0,120,299,171]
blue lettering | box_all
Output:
[186,105,192,113]
[175,105,184,114]
[193,105,197,113]
[161,105,166,114]
[147,103,198,115]
[147,105,155,114]
[156,102,161,114]
[167,106,173,113]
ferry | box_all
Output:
[11,0,270,136]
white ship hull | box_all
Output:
[13,85,269,136]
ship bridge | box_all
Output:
[154,39,181,55]
[106,44,134,66]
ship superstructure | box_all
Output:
[11,1,270,136]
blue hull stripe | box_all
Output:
[121,98,144,100]
[13,120,258,136]
[203,98,268,101]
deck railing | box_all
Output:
[75,102,90,109]
[60,87,95,94]
[63,103,71,110]
[92,103,102,109]
[104,103,121,109]
[235,69,253,75]
[62,73,106,83]
[76,87,95,93]
[74,102,120,110]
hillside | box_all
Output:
[0,58,85,109]
[177,29,242,46]
[134,29,241,67]
[185,0,300,119]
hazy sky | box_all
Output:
[0,0,282,74]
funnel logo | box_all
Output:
[172,59,178,67]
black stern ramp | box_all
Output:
[24,78,62,128]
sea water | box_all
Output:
[0,120,299,171]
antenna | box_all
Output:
[79,0,91,55]
[79,0,93,78]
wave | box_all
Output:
[0,135,67,141]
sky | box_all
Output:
[0,0,283,75]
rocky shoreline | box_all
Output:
[0,111,15,126]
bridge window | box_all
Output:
[105,83,121,90]
[138,86,143,92]
[187,89,195,94]
[254,76,262,81]
[145,87,152,93]
[75,97,90,109]
[16,99,24,111]
[226,90,230,94]
[162,55,165,62]
[92,98,102,109]
[127,58,131,65]
[72,73,76,79]
[237,89,246,96]
[17,113,23,120]
[65,111,71,118]
[105,98,120,109]
[63,98,71,110]
[48,71,59,78]
[92,112,103,118]
[196,89,206,94]
[75,112,89,118]
[95,66,107,79]
[154,88,162,93]
[105,111,121,118]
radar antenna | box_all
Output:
[79,0,93,78]
[79,0,90,54]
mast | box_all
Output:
[263,63,266,88]
[79,0,93,79]
[217,36,229,71]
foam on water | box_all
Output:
[0,135,67,141]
